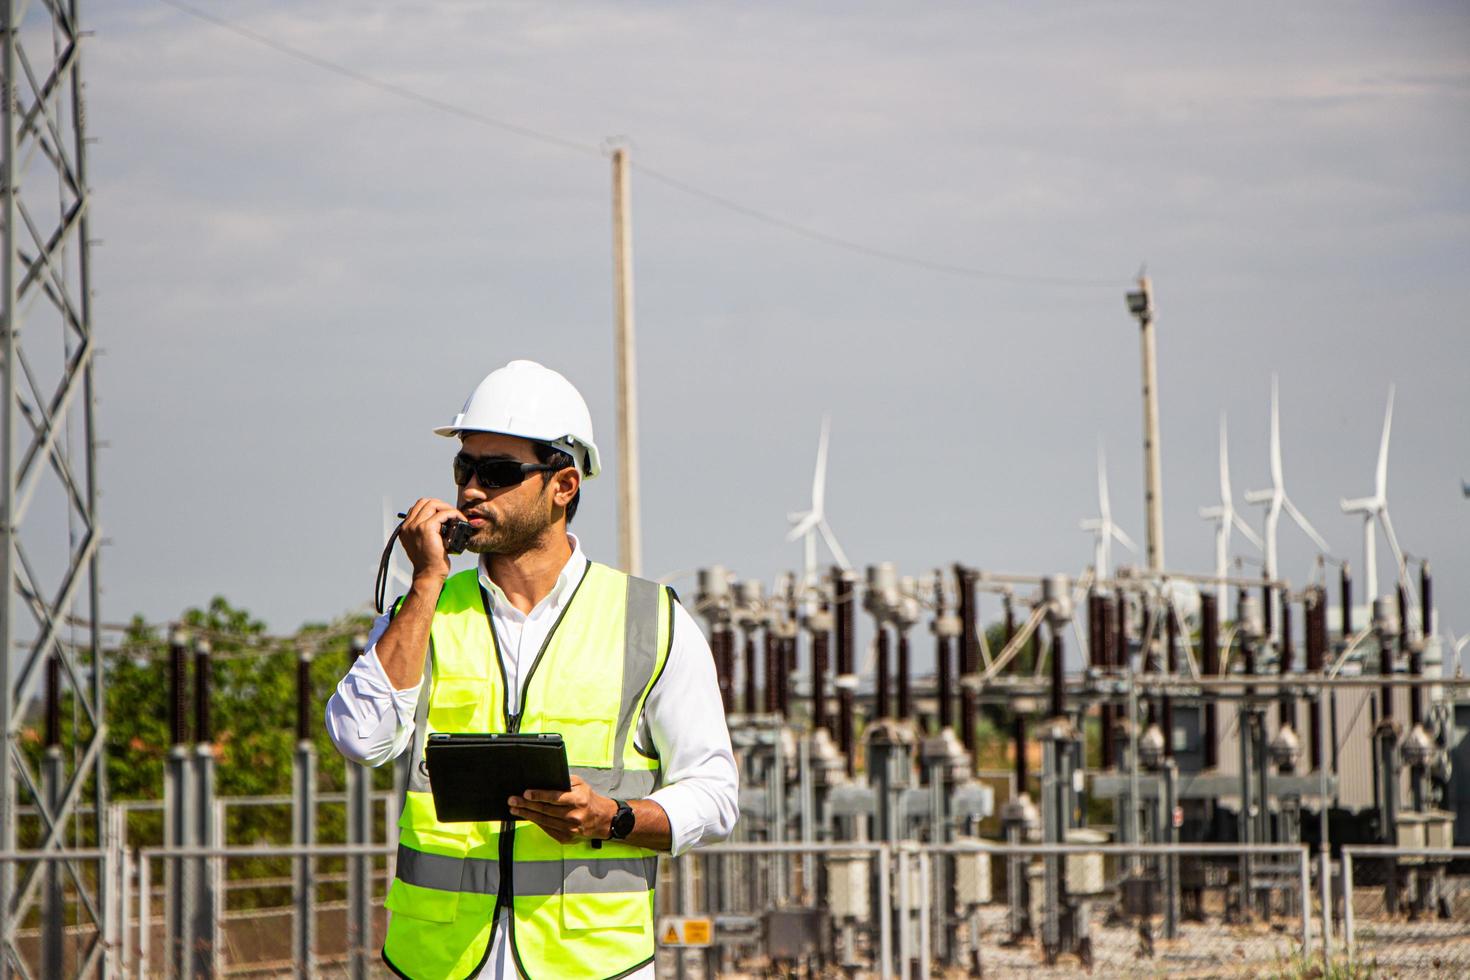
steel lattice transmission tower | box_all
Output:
[1,0,107,975]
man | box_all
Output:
[327,359,738,980]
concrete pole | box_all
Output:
[1126,275,1166,572]
[610,146,642,576]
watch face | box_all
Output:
[612,803,636,839]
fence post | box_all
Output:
[1342,850,1355,956]
[898,846,912,979]
[918,850,932,977]
[1298,847,1313,958]
[347,636,374,980]
[102,841,120,978]
[1319,849,1333,957]
[879,845,893,980]
[119,844,133,977]
[138,853,151,979]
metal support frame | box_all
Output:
[1,0,105,973]
[345,758,373,979]
[191,745,219,976]
[164,746,194,978]
[292,742,317,978]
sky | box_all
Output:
[61,2,1470,655]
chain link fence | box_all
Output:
[14,838,1470,977]
[656,840,1320,978]
[1341,847,1470,978]
[0,849,113,978]
[130,843,392,978]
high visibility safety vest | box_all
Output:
[382,562,674,980]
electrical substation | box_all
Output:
[675,551,1470,976]
[3,4,1469,978]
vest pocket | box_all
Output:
[539,716,614,768]
[384,876,462,923]
[559,888,650,931]
[427,678,487,733]
[559,854,653,931]
[387,829,472,923]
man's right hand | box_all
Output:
[399,497,465,584]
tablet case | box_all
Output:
[425,732,571,822]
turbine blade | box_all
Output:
[1231,511,1264,550]
[1375,386,1394,500]
[1270,374,1283,487]
[1097,443,1111,522]
[1282,496,1330,553]
[1219,414,1232,505]
[1112,525,1139,553]
[818,519,852,571]
[812,414,831,510]
[1379,509,1409,595]
[786,511,819,542]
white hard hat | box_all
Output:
[434,360,601,479]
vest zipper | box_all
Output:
[478,564,592,979]
[488,609,516,946]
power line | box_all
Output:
[154,0,601,158]
[632,164,1124,287]
[154,0,1127,289]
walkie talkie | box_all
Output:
[376,512,476,613]
[440,518,474,556]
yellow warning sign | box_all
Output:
[658,917,713,947]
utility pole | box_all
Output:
[2,2,107,974]
[610,145,642,576]
[1127,274,1165,573]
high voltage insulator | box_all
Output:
[171,629,191,748]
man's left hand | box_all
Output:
[508,775,616,845]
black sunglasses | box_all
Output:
[452,453,557,489]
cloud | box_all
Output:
[77,0,1470,635]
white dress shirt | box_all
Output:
[325,534,738,980]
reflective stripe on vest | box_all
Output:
[382,563,672,980]
[395,846,657,897]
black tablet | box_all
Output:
[425,732,571,823]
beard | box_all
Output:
[466,498,553,557]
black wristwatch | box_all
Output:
[609,799,636,841]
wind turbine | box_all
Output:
[1340,385,1410,607]
[1244,375,1331,581]
[1445,631,1470,677]
[787,415,852,591]
[1079,444,1137,579]
[1199,414,1263,594]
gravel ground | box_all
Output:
[660,905,1470,979]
